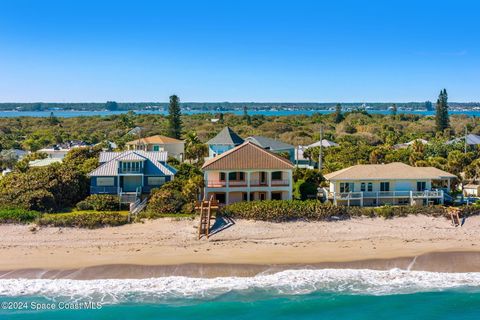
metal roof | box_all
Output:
[90,150,174,177]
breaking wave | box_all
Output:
[1,269,480,304]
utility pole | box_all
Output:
[319,124,323,172]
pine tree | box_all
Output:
[391,103,397,117]
[334,103,344,123]
[425,100,433,111]
[167,95,182,139]
[243,106,251,125]
[435,89,450,133]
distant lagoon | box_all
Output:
[1,109,480,118]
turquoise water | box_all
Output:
[1,291,479,320]
[1,109,480,118]
[1,269,480,319]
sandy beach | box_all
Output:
[0,215,479,278]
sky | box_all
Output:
[0,0,479,103]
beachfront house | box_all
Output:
[245,136,295,162]
[126,135,185,161]
[322,162,457,206]
[206,127,244,158]
[202,141,294,205]
[89,150,176,202]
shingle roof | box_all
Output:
[202,141,294,171]
[245,136,294,151]
[90,151,175,177]
[126,135,184,145]
[206,127,244,145]
[324,162,457,181]
[306,139,339,148]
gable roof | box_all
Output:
[324,162,457,181]
[206,127,244,146]
[90,150,175,177]
[126,135,184,145]
[202,141,294,171]
[245,136,294,151]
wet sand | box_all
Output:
[1,252,480,279]
[0,215,479,278]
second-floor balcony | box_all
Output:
[205,179,290,188]
[118,167,144,174]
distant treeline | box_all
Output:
[1,101,480,112]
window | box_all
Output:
[417,181,426,191]
[220,172,226,181]
[271,192,282,200]
[153,145,160,151]
[214,193,226,204]
[228,172,245,181]
[340,183,354,193]
[380,182,390,192]
[243,193,248,201]
[97,177,114,186]
[271,171,282,180]
[367,183,373,192]
[360,183,366,192]
[259,192,267,201]
[148,177,165,186]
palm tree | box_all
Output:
[184,131,207,163]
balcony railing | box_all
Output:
[271,179,290,186]
[205,179,290,188]
[118,168,143,174]
[328,190,444,200]
[90,186,118,194]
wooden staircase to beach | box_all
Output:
[195,196,219,239]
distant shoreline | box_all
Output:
[2,109,480,118]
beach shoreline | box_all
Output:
[0,215,479,278]
[2,251,480,279]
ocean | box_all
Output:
[1,268,480,319]
[1,109,480,118]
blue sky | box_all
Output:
[0,0,478,102]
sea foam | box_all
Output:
[1,269,480,303]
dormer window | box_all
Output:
[120,161,142,173]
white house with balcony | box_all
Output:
[323,162,457,206]
[202,141,294,205]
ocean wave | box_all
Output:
[1,269,480,303]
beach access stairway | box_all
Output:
[195,196,219,239]
[128,197,148,222]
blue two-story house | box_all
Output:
[206,127,244,158]
[89,150,176,198]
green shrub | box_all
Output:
[38,211,129,228]
[223,200,449,222]
[76,194,123,211]
[147,188,186,216]
[0,208,41,224]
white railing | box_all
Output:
[329,190,443,199]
